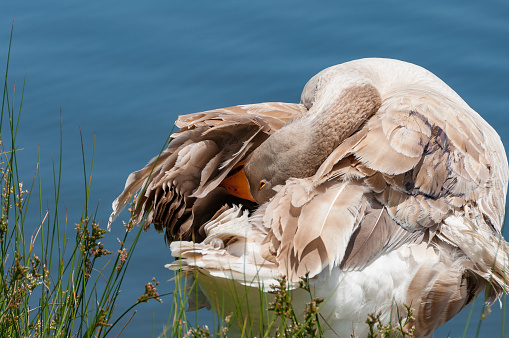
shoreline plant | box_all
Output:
[0,22,165,337]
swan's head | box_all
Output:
[220,139,308,204]
[218,147,291,204]
[244,142,290,203]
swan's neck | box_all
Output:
[284,79,381,177]
[309,81,381,159]
[245,79,381,199]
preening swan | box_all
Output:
[110,58,509,337]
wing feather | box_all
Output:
[264,179,365,280]
[109,103,307,239]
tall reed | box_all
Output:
[0,22,163,337]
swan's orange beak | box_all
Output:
[219,160,256,202]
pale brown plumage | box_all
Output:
[109,102,307,241]
[110,58,509,337]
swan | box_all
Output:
[110,58,509,337]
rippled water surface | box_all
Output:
[2,1,509,336]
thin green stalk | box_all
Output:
[0,21,167,338]
[1,19,15,132]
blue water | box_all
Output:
[1,1,509,336]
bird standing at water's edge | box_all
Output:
[109,58,509,337]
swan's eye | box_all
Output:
[259,180,267,190]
